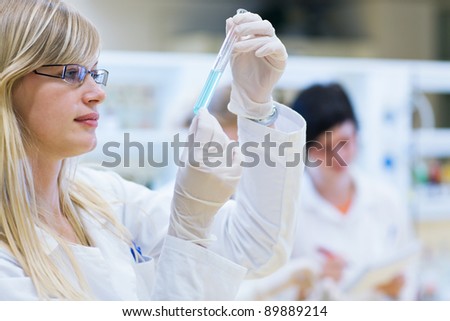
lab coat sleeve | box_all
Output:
[208,103,306,278]
[78,168,247,300]
[151,236,247,300]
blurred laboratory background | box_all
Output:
[67,0,450,300]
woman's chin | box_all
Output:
[68,138,98,157]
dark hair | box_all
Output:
[291,83,358,149]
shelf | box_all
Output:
[413,129,450,158]
[412,184,450,221]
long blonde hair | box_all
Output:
[0,0,130,300]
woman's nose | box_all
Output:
[82,75,107,106]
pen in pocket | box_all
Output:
[130,241,143,263]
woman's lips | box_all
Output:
[75,113,99,127]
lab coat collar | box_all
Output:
[34,209,136,300]
[35,208,107,256]
[300,169,367,223]
[35,226,59,256]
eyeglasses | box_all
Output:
[34,64,109,86]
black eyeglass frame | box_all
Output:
[34,64,109,86]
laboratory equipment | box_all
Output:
[193,8,247,114]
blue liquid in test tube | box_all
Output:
[193,8,247,114]
[193,70,222,114]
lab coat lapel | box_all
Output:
[80,210,140,300]
[34,222,120,299]
[300,174,349,223]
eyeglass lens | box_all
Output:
[64,65,108,86]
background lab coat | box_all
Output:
[0,103,305,300]
[291,169,419,300]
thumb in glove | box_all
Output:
[168,108,242,246]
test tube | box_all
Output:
[193,8,248,114]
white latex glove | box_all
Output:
[227,12,288,120]
[168,109,242,247]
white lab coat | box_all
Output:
[236,168,419,301]
[0,103,306,301]
[291,169,419,300]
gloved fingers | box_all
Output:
[232,11,262,25]
[192,108,221,144]
[234,37,272,55]
[233,36,287,69]
[186,108,242,170]
[255,41,288,70]
[225,17,234,34]
[187,110,200,136]
[188,110,233,161]
[198,109,242,171]
[255,38,288,60]
[234,19,275,38]
[226,12,265,34]
[234,36,283,56]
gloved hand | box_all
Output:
[227,12,288,120]
[168,109,242,247]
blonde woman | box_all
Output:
[0,0,306,300]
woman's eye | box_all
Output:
[65,68,79,80]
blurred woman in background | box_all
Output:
[237,82,419,301]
